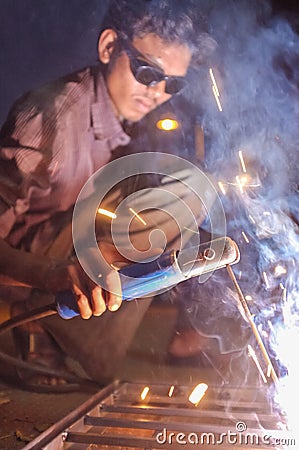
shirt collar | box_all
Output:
[91,70,130,146]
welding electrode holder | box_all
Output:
[56,237,240,319]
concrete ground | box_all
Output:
[0,300,261,449]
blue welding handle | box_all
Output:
[55,250,183,319]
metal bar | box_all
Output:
[22,382,285,450]
[22,381,120,450]
[115,395,271,410]
[65,432,158,447]
[100,404,279,423]
[65,431,280,450]
[84,415,278,436]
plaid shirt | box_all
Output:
[0,67,130,251]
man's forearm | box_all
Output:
[0,238,59,290]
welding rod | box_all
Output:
[226,264,278,384]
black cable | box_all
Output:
[0,304,101,392]
[0,304,57,334]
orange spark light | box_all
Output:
[189,383,208,406]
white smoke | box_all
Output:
[186,0,298,431]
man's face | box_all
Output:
[100,32,192,122]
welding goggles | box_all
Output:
[118,35,187,95]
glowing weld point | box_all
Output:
[238,150,247,173]
[189,383,208,406]
[218,181,226,195]
[168,385,175,397]
[97,208,117,219]
[248,345,267,384]
[262,271,270,289]
[140,386,150,401]
[129,207,147,226]
[241,231,250,243]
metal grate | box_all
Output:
[23,381,293,450]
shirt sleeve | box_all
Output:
[0,91,54,240]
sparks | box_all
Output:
[238,150,247,173]
[267,320,275,333]
[248,214,256,224]
[209,68,220,96]
[97,208,117,219]
[129,207,147,226]
[248,345,267,384]
[212,85,223,112]
[140,386,150,401]
[218,181,226,195]
[235,175,244,194]
[209,68,222,111]
[245,295,253,301]
[168,385,175,397]
[274,265,287,277]
[189,383,208,406]
[263,271,270,289]
[241,231,250,243]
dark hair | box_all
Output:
[101,0,217,65]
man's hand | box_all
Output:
[67,262,122,319]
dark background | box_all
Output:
[0,0,298,125]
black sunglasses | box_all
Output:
[118,36,187,95]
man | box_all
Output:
[0,0,215,385]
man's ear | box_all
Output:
[98,29,118,64]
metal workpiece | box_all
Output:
[22,381,290,449]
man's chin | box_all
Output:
[124,110,148,123]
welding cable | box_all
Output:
[0,304,100,392]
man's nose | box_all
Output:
[147,81,170,103]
